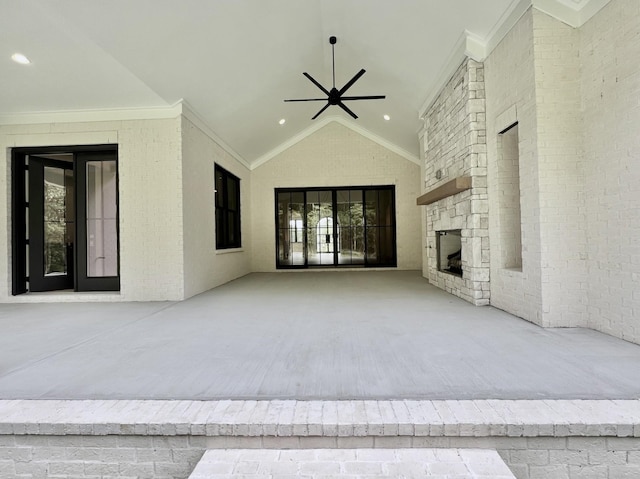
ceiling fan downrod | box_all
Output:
[330,35,336,90]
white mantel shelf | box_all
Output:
[416,176,472,206]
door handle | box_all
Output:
[326,234,331,243]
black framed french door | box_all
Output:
[11,146,120,294]
[275,186,396,269]
[27,157,75,292]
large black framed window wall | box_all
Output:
[275,186,397,269]
[215,165,241,249]
[11,145,120,294]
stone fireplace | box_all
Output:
[418,59,490,306]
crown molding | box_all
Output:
[177,100,250,171]
[484,0,532,57]
[251,116,419,170]
[576,0,611,25]
[534,0,580,25]
[0,103,183,126]
[464,31,487,62]
[533,0,611,27]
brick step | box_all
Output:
[188,448,516,478]
[2,399,639,438]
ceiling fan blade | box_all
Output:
[337,101,358,119]
[303,72,330,96]
[341,95,386,101]
[339,69,366,95]
[284,98,328,102]
[311,103,331,120]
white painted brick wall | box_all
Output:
[3,434,639,479]
[485,8,544,325]
[532,9,587,328]
[181,116,251,299]
[0,435,207,479]
[117,118,185,302]
[250,121,422,272]
[580,0,640,344]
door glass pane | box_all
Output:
[43,166,68,276]
[306,190,334,265]
[364,189,395,266]
[86,161,118,277]
[379,226,395,264]
[364,190,378,226]
[337,190,364,265]
[366,227,378,263]
[64,169,75,257]
[277,191,305,266]
[378,189,393,226]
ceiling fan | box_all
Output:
[284,36,386,120]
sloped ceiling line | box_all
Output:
[179,100,251,171]
[251,116,420,170]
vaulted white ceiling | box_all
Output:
[0,0,609,167]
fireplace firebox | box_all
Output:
[436,230,462,277]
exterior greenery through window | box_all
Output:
[215,165,241,249]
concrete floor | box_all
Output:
[1,271,640,401]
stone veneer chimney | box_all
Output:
[419,59,490,306]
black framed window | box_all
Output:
[215,165,241,249]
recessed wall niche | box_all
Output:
[497,122,523,270]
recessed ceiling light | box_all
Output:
[279,119,286,125]
[11,53,31,65]
[383,114,391,121]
